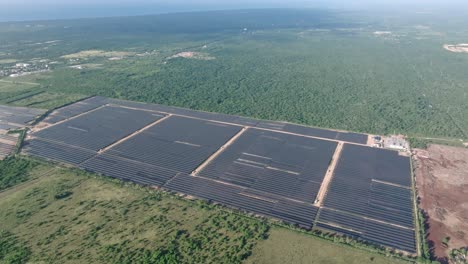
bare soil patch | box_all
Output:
[61,50,135,59]
[0,59,17,64]
[443,44,468,53]
[167,51,215,60]
[413,144,468,261]
[374,31,392,35]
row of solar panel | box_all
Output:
[37,106,164,152]
[23,138,96,164]
[104,98,368,144]
[43,96,368,145]
[165,173,319,228]
[317,144,416,253]
[322,144,414,228]
[103,116,242,174]
[198,129,337,203]
[0,133,18,157]
[317,208,416,252]
[0,142,16,157]
[0,104,45,130]
[44,96,109,124]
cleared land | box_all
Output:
[443,44,468,53]
[413,145,468,261]
[245,227,409,264]
[167,51,216,60]
[61,50,135,59]
[0,77,85,109]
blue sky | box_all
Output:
[1,0,467,22]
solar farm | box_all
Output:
[0,104,45,159]
[22,96,417,253]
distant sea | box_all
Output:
[0,3,293,22]
[0,5,193,22]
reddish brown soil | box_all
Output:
[413,145,468,262]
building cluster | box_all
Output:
[0,61,50,77]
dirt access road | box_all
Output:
[413,144,468,262]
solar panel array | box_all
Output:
[104,98,368,145]
[81,116,242,184]
[23,97,417,253]
[317,144,416,253]
[33,96,367,145]
[198,129,337,203]
[44,96,108,124]
[165,174,319,228]
[24,106,164,164]
[0,133,18,159]
[0,104,45,130]
[35,106,163,151]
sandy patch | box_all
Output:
[413,145,468,261]
[0,59,17,64]
[167,51,215,61]
[374,31,392,35]
[69,64,103,70]
[61,50,135,59]
[443,44,468,53]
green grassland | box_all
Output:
[0,158,269,264]
[0,78,85,109]
[245,227,408,264]
[0,157,414,264]
[1,9,467,140]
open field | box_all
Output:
[0,76,85,109]
[61,50,135,59]
[0,158,269,264]
[245,227,409,264]
[413,145,468,262]
[0,59,17,64]
[443,44,468,53]
[167,51,216,60]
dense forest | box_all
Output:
[1,9,467,139]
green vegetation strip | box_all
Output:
[0,230,31,264]
[0,159,268,264]
[14,129,27,155]
[0,157,38,191]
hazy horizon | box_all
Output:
[1,0,467,22]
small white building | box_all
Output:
[383,135,409,151]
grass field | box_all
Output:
[0,77,85,109]
[245,228,409,264]
[0,158,269,263]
